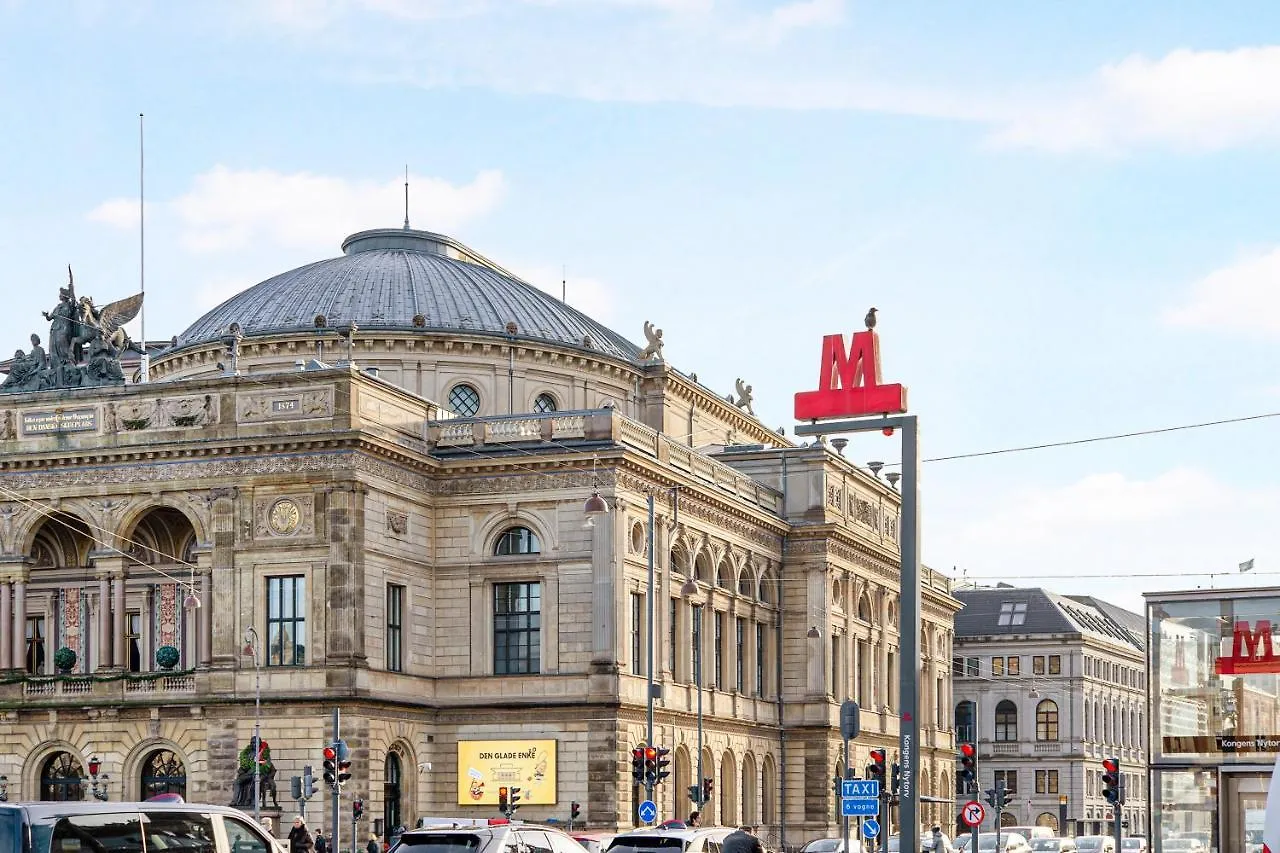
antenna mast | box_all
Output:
[404,165,410,229]
[138,112,149,383]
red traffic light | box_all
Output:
[870,749,886,763]
[644,747,658,761]
[323,746,336,760]
[499,786,510,797]
[1102,758,1119,774]
[960,744,975,758]
[633,747,645,759]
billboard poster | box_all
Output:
[456,739,557,805]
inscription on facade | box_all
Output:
[272,399,300,413]
[21,408,98,435]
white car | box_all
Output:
[1161,841,1205,853]
[393,823,588,853]
[1029,839,1076,853]
[1073,837,1115,853]
[606,827,737,853]
[1120,839,1147,853]
[801,838,863,853]
[886,832,954,852]
[966,833,1030,853]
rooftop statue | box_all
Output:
[1,266,142,393]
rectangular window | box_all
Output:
[631,594,643,676]
[966,657,979,676]
[669,599,678,680]
[1049,654,1061,675]
[493,581,541,675]
[1007,656,1020,675]
[386,584,404,672]
[713,612,724,688]
[952,656,964,676]
[266,575,307,666]
[830,635,839,697]
[1048,769,1059,793]
[25,615,46,674]
[887,652,897,710]
[997,602,1028,626]
[994,769,1017,794]
[1036,770,1046,794]
[755,622,765,697]
[127,611,143,673]
[692,605,703,682]
[992,657,1004,676]
[736,617,746,693]
[1032,656,1045,675]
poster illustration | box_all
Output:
[456,740,557,806]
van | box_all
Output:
[606,827,737,853]
[0,800,285,853]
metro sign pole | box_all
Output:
[794,318,921,853]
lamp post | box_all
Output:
[87,755,109,801]
[243,625,263,821]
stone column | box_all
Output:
[590,494,620,670]
[209,487,238,667]
[113,573,126,668]
[90,553,131,670]
[12,574,26,671]
[0,580,10,670]
[97,572,111,669]
[199,571,212,667]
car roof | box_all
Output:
[1,802,256,819]
[612,828,733,841]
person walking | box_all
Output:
[288,817,314,853]
[367,832,381,853]
[314,831,328,853]
[687,811,702,828]
[722,826,764,853]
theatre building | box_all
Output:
[1145,586,1280,853]
[0,225,960,842]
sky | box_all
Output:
[2,0,1279,614]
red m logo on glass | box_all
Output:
[794,330,908,421]
[1214,620,1280,675]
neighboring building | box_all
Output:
[1146,586,1280,853]
[952,586,1148,837]
[0,226,961,842]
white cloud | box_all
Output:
[511,264,618,329]
[990,46,1280,153]
[90,167,505,254]
[728,0,844,47]
[937,468,1280,612]
[1162,247,1280,335]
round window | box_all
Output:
[631,522,645,554]
[533,393,557,414]
[448,384,481,417]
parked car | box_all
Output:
[1029,838,1076,853]
[801,838,863,853]
[0,800,286,853]
[606,827,736,853]
[393,823,587,853]
[576,833,619,853]
[1005,828,1054,842]
[963,832,1030,853]
[886,831,954,852]
[1120,839,1147,853]
[1073,837,1116,853]
[1161,840,1205,853]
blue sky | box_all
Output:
[3,0,1279,612]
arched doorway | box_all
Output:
[720,751,738,827]
[384,752,403,834]
[40,752,85,801]
[28,513,94,674]
[741,753,757,825]
[673,746,692,822]
[125,507,200,670]
[761,755,776,828]
[140,749,186,800]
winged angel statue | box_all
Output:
[1,266,143,392]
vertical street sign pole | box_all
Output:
[646,493,656,807]
[332,707,340,853]
[796,416,920,853]
[841,739,851,853]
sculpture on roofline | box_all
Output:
[638,320,664,361]
[1,266,142,393]
[734,378,754,416]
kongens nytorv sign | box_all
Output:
[456,740,557,806]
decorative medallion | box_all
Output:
[267,499,302,536]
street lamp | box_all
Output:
[87,755,109,801]
[243,625,263,821]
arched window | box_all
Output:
[955,701,976,743]
[761,756,777,827]
[999,812,1017,828]
[994,700,1018,742]
[1036,699,1060,741]
[533,393,557,414]
[40,752,85,801]
[494,526,541,556]
[384,752,403,834]
[448,383,481,417]
[716,563,732,589]
[670,547,689,576]
[1036,813,1059,832]
[857,595,872,623]
[140,749,187,800]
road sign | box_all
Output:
[638,800,658,824]
[961,801,986,828]
[841,798,879,817]
[842,780,880,798]
[862,819,881,840]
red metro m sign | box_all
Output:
[1215,620,1280,675]
[794,329,908,421]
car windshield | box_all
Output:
[1163,843,1193,851]
[606,838,687,853]
[1031,841,1060,851]
[395,833,484,853]
[1075,839,1104,851]
[1121,842,1142,850]
[806,842,843,852]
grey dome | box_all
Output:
[172,228,641,360]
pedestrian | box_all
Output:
[688,811,702,828]
[930,826,943,852]
[315,831,328,853]
[367,832,381,853]
[288,817,314,853]
[722,826,764,853]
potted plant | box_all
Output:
[155,645,181,671]
[53,646,77,674]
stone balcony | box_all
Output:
[5,670,198,704]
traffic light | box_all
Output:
[654,748,671,784]
[643,747,659,785]
[353,799,365,821]
[303,767,318,799]
[702,776,713,804]
[323,746,337,787]
[1102,758,1123,804]
[957,743,976,793]
[891,763,901,795]
[632,747,646,784]
[571,801,581,821]
[983,788,997,809]
[867,749,887,785]
[499,786,510,815]
[509,787,522,815]
[688,784,702,805]
[338,757,353,786]
[291,776,303,800]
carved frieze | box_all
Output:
[237,386,334,422]
[112,394,218,432]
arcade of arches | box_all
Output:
[35,748,186,802]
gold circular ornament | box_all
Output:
[267,499,301,536]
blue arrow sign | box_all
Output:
[842,780,880,798]
[862,819,881,840]
[638,800,658,824]
[842,798,879,817]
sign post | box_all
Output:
[795,319,918,853]
[840,701,860,853]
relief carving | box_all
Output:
[253,494,316,539]
[386,510,409,536]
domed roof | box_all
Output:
[172,228,641,360]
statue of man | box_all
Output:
[28,334,47,370]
